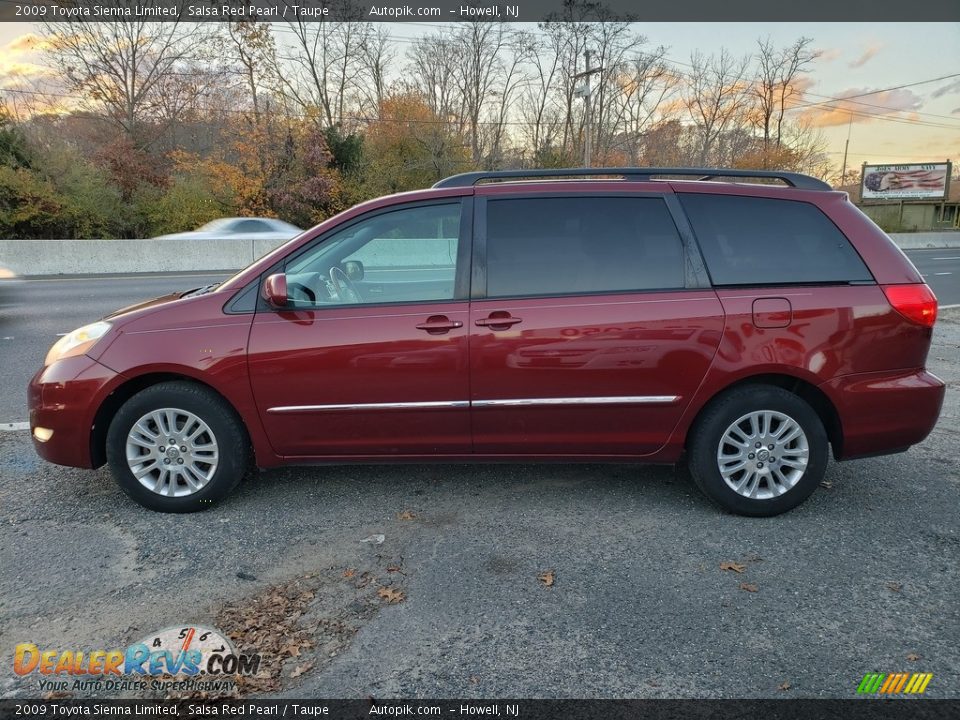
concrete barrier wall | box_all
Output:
[0,237,289,277]
[1,231,958,277]
[888,232,960,250]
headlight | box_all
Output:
[45,321,112,366]
[0,267,17,280]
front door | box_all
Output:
[248,200,472,457]
[469,193,724,456]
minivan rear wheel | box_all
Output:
[106,382,249,513]
[688,385,828,517]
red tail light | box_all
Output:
[882,284,938,328]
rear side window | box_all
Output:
[679,194,873,286]
[485,197,684,298]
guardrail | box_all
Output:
[0,232,958,277]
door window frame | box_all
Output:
[471,191,710,301]
[253,197,474,313]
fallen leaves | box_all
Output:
[739,582,759,593]
[377,587,406,604]
[907,653,921,662]
[778,681,792,691]
[290,662,314,679]
[720,561,746,573]
[887,581,903,593]
[538,570,555,587]
[342,569,356,578]
[215,580,319,696]
[397,510,417,521]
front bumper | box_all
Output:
[28,355,119,468]
[820,368,946,460]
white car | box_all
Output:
[153,217,302,241]
[0,264,22,309]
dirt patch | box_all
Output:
[207,553,409,697]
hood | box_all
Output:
[103,289,194,322]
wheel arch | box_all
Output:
[90,372,255,469]
[685,373,844,460]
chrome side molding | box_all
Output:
[267,396,679,414]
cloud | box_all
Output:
[817,48,843,63]
[0,33,51,88]
[848,44,883,69]
[798,88,924,128]
[931,79,960,99]
[4,34,51,54]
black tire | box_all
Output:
[106,381,249,513]
[687,385,828,517]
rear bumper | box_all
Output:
[820,369,945,460]
[28,355,119,468]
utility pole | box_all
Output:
[574,49,603,167]
[584,49,593,167]
[840,111,853,185]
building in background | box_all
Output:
[838,162,957,232]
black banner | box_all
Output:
[1,700,960,720]
[1,0,958,22]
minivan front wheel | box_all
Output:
[688,386,828,517]
[106,382,249,512]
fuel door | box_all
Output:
[752,297,792,328]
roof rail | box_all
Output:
[432,167,832,191]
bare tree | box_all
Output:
[223,17,281,130]
[753,36,820,156]
[42,7,210,145]
[518,32,564,162]
[598,47,681,165]
[684,49,752,165]
[407,33,463,129]
[356,25,395,116]
[281,2,370,130]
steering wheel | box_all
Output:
[329,266,363,303]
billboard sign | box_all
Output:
[861,163,950,201]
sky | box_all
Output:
[1,21,958,173]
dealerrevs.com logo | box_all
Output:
[13,625,260,694]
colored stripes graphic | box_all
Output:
[857,673,933,694]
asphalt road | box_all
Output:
[910,249,960,306]
[0,264,958,701]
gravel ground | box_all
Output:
[1,311,957,700]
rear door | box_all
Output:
[469,189,724,456]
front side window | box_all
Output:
[679,194,873,286]
[484,197,685,299]
[283,202,461,307]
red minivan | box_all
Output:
[28,168,945,516]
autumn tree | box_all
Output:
[362,93,470,195]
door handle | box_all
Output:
[416,316,463,334]
[475,314,523,329]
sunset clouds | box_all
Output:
[0,33,50,88]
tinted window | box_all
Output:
[284,203,461,307]
[485,197,684,298]
[679,194,872,286]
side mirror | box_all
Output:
[262,273,288,307]
[343,260,364,281]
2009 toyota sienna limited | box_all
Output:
[28,168,945,516]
